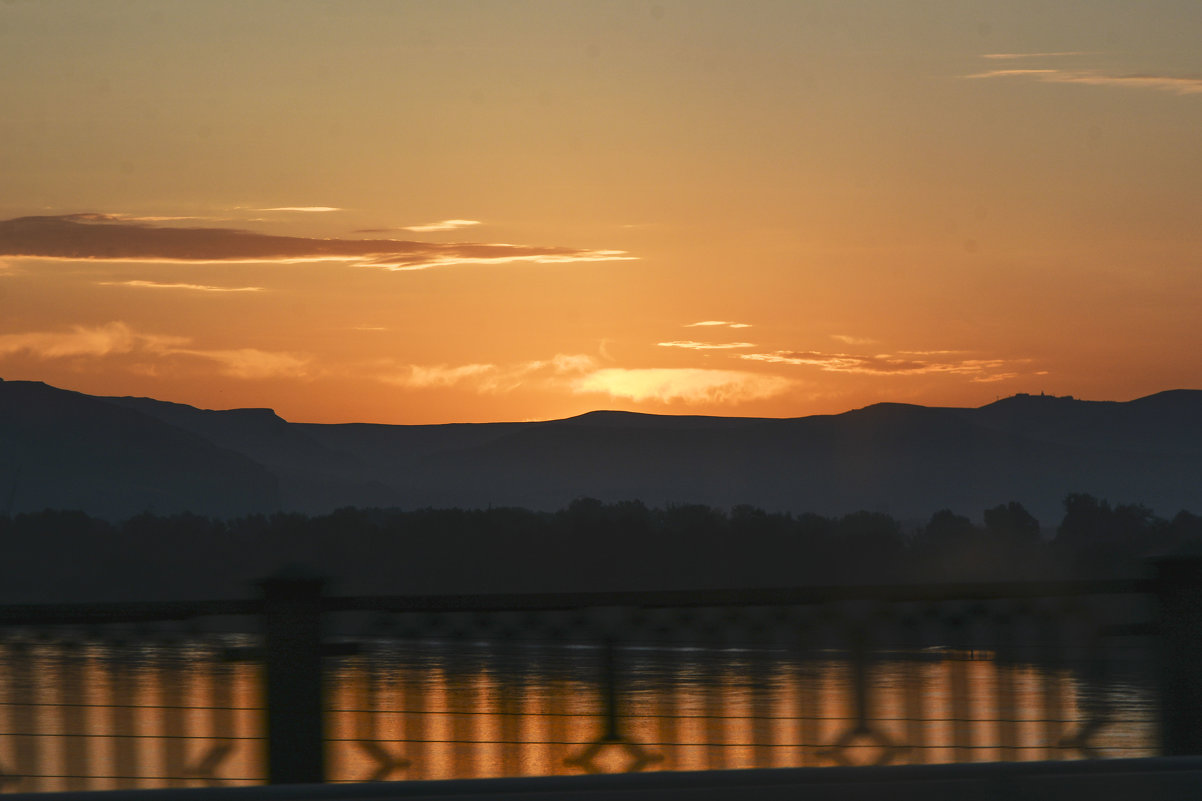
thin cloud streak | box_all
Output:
[99,280,265,293]
[0,215,633,272]
[572,368,791,404]
[0,322,185,359]
[380,354,595,393]
[685,321,752,329]
[377,249,635,272]
[70,212,219,223]
[255,206,342,213]
[831,334,875,345]
[966,68,1202,95]
[0,322,308,379]
[377,355,788,405]
[403,219,481,232]
[657,340,756,350]
[383,363,498,389]
[740,349,1023,379]
[899,349,967,356]
[174,348,310,379]
[967,68,1060,78]
[982,52,1089,60]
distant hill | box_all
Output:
[0,380,278,519]
[3,379,1200,525]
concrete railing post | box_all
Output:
[1154,555,1202,755]
[261,569,326,784]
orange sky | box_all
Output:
[1,1,1200,423]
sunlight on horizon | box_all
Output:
[1,1,1200,424]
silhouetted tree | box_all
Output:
[1056,493,1169,574]
[984,501,1041,544]
[561,497,606,538]
[7,497,1202,603]
[1166,510,1202,550]
[918,509,977,550]
[830,511,904,579]
[1057,493,1110,549]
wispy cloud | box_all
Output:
[376,354,787,405]
[254,206,342,213]
[98,280,264,293]
[968,68,1058,78]
[0,215,634,272]
[69,212,219,223]
[1046,72,1202,94]
[982,52,1089,60]
[831,334,875,346]
[380,354,595,393]
[684,320,752,329]
[572,368,791,404]
[174,348,309,379]
[740,349,1022,379]
[0,322,185,359]
[403,219,482,233]
[657,340,756,350]
[353,220,481,234]
[970,372,1021,384]
[0,322,308,379]
[376,248,634,272]
[384,363,498,389]
[966,68,1202,95]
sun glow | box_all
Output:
[0,2,1198,423]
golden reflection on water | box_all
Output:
[322,643,1156,783]
[0,638,1155,792]
[0,639,263,793]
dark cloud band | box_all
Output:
[0,214,631,270]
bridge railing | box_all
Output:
[0,599,265,791]
[0,557,1199,792]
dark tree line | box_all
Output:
[0,494,1199,603]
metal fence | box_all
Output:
[0,558,1199,793]
[0,601,264,791]
[316,578,1160,781]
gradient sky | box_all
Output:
[1,1,1200,423]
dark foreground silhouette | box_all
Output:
[4,378,1202,525]
[2,495,1198,603]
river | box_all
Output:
[0,633,1157,792]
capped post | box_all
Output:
[261,566,327,784]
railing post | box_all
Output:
[1154,555,1202,755]
[261,569,327,784]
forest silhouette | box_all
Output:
[2,494,1198,604]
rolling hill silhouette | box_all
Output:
[4,379,1200,524]
[1,380,278,519]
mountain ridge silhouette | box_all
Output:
[3,378,1200,524]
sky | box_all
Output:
[1,1,1200,424]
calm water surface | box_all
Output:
[0,635,1157,792]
